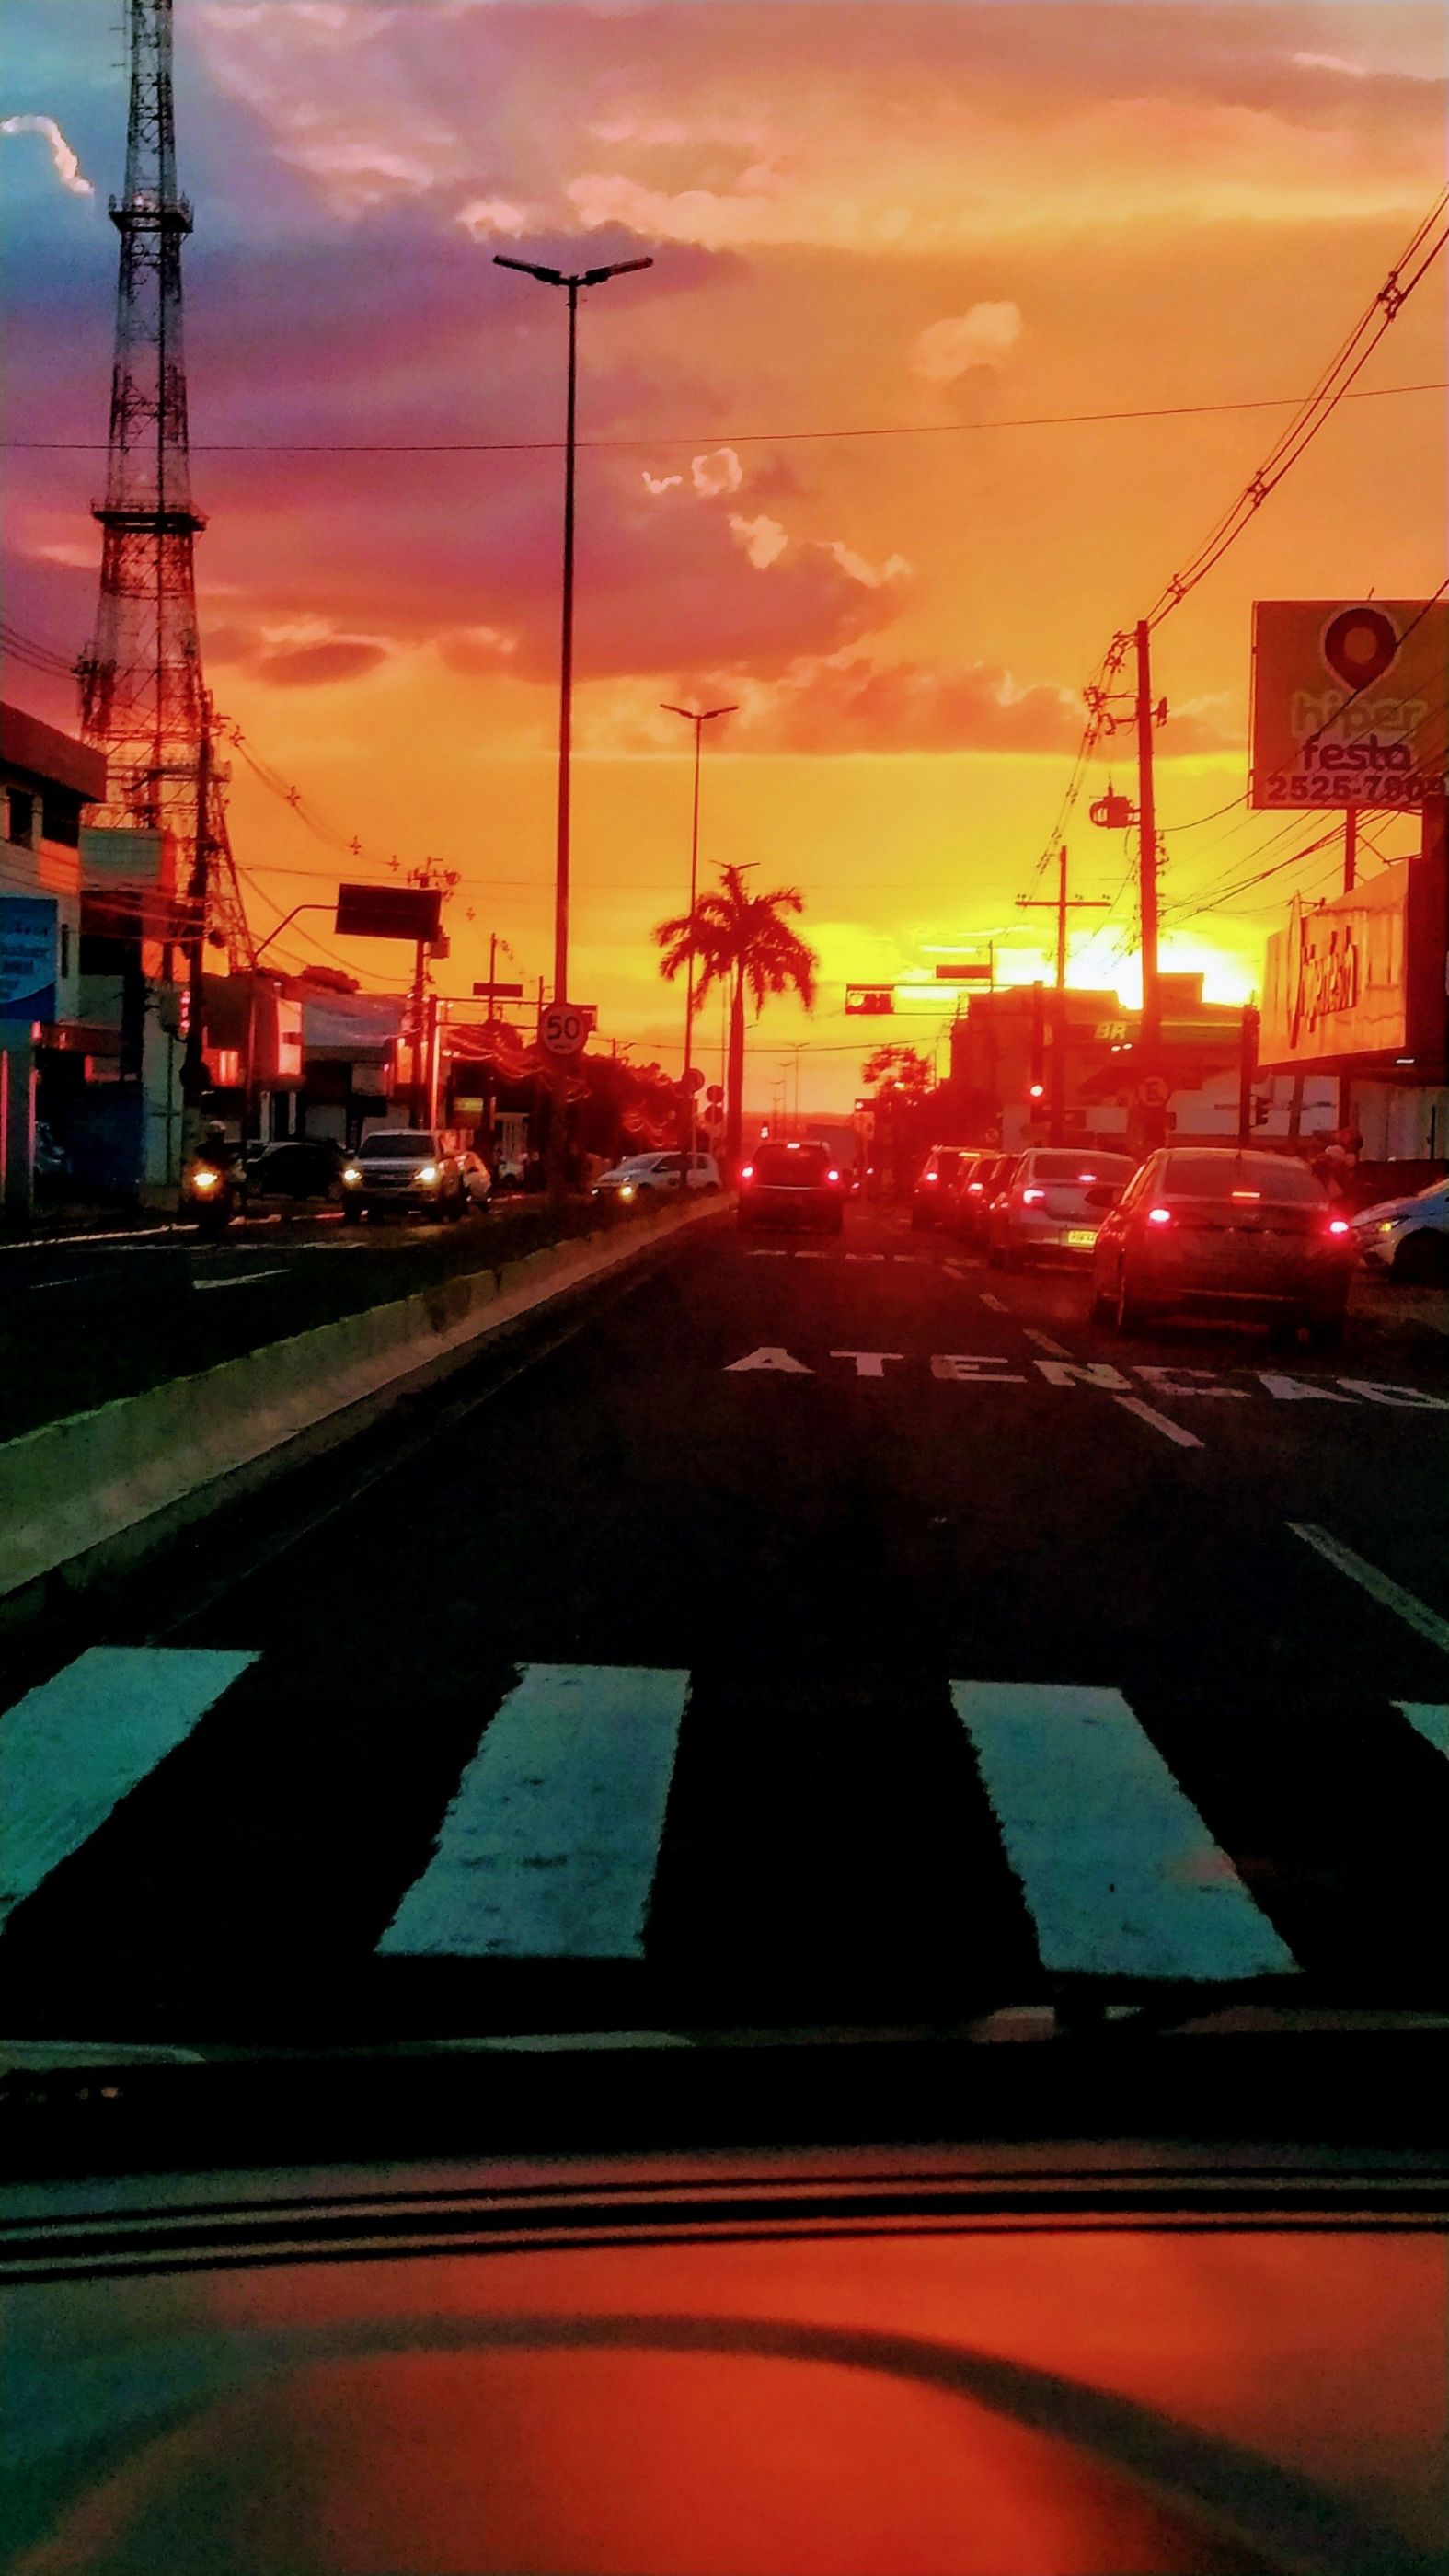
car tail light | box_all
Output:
[966,1181,983,1194]
[1231,1189,1261,1201]
[1145,1205,1173,1226]
[827,1168,841,1183]
[1328,1217,1351,1236]
[740,1164,754,1182]
[1021,1188,1045,1205]
[922,1169,937,1183]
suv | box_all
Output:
[738,1138,847,1234]
[339,1130,470,1223]
[985,1146,1136,1269]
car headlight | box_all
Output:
[618,1183,635,1202]
[415,1164,440,1185]
[1378,1219,1398,1234]
[341,1167,362,1186]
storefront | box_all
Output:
[1259,801,1447,1160]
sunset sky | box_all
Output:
[3,0,1443,1110]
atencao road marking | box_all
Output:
[377,1662,689,1959]
[1023,1328,1073,1359]
[1112,1395,1204,1450]
[0,1647,257,1930]
[1290,1524,1449,1655]
[949,1678,1298,1984]
[1394,1703,1449,1758]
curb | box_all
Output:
[0,1196,728,1600]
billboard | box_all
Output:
[1259,839,1446,1072]
[1249,600,1447,811]
[334,882,443,943]
[80,825,166,881]
[0,893,58,1019]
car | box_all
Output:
[909,1146,972,1230]
[1351,1175,1449,1282]
[1091,1145,1356,1341]
[458,1148,493,1213]
[952,1152,1012,1247]
[738,1137,847,1233]
[984,1147,1136,1270]
[592,1150,720,1202]
[242,1138,345,1209]
[339,1129,470,1223]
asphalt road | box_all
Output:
[3,1199,1447,2045]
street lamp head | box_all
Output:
[581,256,654,284]
[703,704,739,721]
[491,254,567,285]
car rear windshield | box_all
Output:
[1163,1155,1325,1202]
[359,1133,436,1160]
[754,1144,832,1182]
[1031,1152,1134,1181]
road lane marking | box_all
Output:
[1289,1524,1449,1655]
[1112,1396,1204,1449]
[949,1679,1298,1984]
[743,1249,789,1259]
[930,1354,1027,1383]
[832,1351,903,1377]
[725,1346,813,1373]
[1338,1379,1449,1410]
[1022,1328,1073,1358]
[979,1292,1009,1312]
[1136,1365,1247,1399]
[192,1268,289,1293]
[1258,1372,1354,1403]
[26,1275,90,1292]
[1395,1704,1449,1758]
[0,1647,257,1931]
[377,1663,688,1959]
[1033,1360,1132,1390]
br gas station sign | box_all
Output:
[1249,599,1447,811]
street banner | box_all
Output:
[1249,600,1447,811]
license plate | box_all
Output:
[1065,1228,1097,1248]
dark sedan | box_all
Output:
[1091,1147,1355,1345]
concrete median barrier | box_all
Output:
[0,1193,727,1600]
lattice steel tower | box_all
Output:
[78,0,250,966]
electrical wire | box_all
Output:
[6,378,1444,457]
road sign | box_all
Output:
[1137,1075,1170,1108]
[845,985,894,1016]
[705,1084,724,1105]
[682,1066,705,1091]
[335,883,443,943]
[472,980,524,999]
[934,962,992,981]
[538,1001,591,1057]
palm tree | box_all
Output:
[654,864,818,1164]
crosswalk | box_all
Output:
[2,1648,1446,1999]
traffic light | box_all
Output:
[845,985,894,1016]
[1027,1081,1045,1102]
[1253,1092,1270,1126]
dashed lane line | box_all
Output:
[1396,1703,1449,1759]
[0,1647,258,1931]
[979,1292,1010,1314]
[376,1662,689,1961]
[1023,1328,1074,1359]
[1112,1395,1204,1450]
[192,1268,290,1293]
[1290,1524,1449,1656]
[949,1679,1299,1984]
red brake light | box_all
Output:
[1146,1205,1173,1226]
[827,1168,840,1183]
[923,1170,937,1183]
[967,1181,983,1194]
[740,1164,754,1182]
[1021,1187,1045,1205]
[1230,1190,1261,1202]
[1328,1217,1351,1236]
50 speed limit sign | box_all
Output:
[538,1002,590,1058]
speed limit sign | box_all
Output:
[538,1002,589,1058]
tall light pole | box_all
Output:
[494,249,652,1191]
[661,699,736,1167]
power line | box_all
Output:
[5,378,1444,457]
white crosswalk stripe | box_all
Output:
[0,1647,257,1931]
[377,1663,690,1959]
[949,1679,1299,1983]
[1395,1702,1449,1759]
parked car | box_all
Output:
[984,1147,1136,1270]
[1351,1175,1449,1282]
[592,1151,720,1202]
[243,1139,345,1208]
[953,1152,1013,1248]
[910,1145,972,1231]
[339,1129,470,1223]
[1091,1146,1355,1341]
[738,1138,847,1234]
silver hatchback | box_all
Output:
[985,1147,1136,1269]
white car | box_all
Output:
[592,1150,720,1202]
[1351,1177,1449,1283]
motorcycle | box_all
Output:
[182,1156,244,1239]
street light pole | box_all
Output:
[661,699,736,1171]
[494,250,652,1196]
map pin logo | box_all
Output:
[1321,604,1398,690]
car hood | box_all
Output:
[1351,1197,1422,1227]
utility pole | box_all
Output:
[179,690,212,1165]
[1237,1003,1259,1145]
[1134,620,1165,1150]
[1338,809,1358,1129]
[1017,845,1108,1145]
[409,937,428,1128]
[661,701,736,1171]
